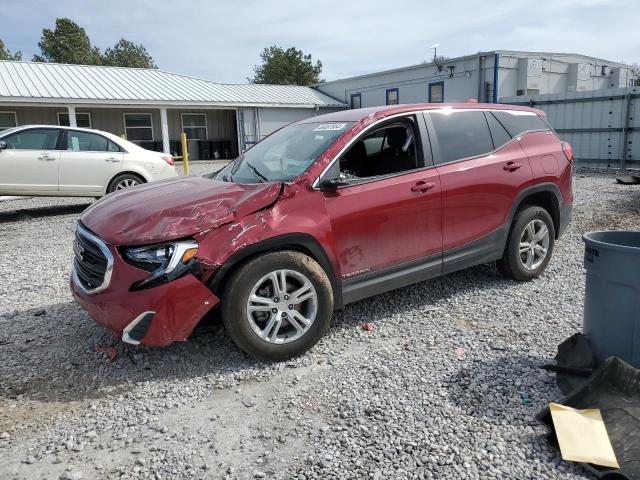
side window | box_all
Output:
[429,111,494,164]
[67,131,109,152]
[3,129,60,150]
[108,140,122,152]
[492,111,550,137]
[485,112,512,149]
[362,129,386,155]
[339,120,418,179]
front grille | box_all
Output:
[73,224,113,293]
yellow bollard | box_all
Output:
[181,132,189,176]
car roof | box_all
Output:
[297,102,546,124]
[0,124,142,149]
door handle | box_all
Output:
[503,162,522,172]
[105,157,120,163]
[411,181,436,192]
[38,154,55,161]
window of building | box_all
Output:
[350,93,362,109]
[181,113,208,140]
[429,81,444,103]
[484,112,512,149]
[339,120,418,179]
[429,110,494,164]
[67,130,121,152]
[3,128,60,150]
[124,113,154,141]
[57,112,92,128]
[0,111,17,131]
[386,88,399,105]
[492,111,550,137]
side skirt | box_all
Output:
[340,224,509,306]
[441,223,509,275]
[341,254,442,305]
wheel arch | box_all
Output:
[208,233,343,309]
[509,183,562,239]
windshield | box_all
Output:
[215,121,353,183]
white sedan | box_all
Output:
[0,125,177,197]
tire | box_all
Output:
[221,251,334,361]
[496,205,555,281]
[107,173,144,194]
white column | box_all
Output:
[160,107,170,154]
[67,106,77,127]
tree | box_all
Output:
[0,39,22,61]
[33,18,101,65]
[250,46,322,86]
[102,39,157,69]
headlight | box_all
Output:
[122,240,198,290]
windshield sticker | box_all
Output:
[313,123,347,132]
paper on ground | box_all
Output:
[549,402,619,469]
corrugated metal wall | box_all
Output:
[501,87,639,168]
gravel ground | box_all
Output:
[0,168,639,480]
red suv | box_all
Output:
[71,103,573,360]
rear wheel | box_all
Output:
[497,205,555,281]
[107,173,144,194]
[221,251,333,361]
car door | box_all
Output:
[320,115,442,287]
[0,128,62,194]
[58,130,124,195]
[425,109,533,272]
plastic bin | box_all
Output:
[583,231,640,368]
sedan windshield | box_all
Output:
[215,121,353,183]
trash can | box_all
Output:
[583,231,640,368]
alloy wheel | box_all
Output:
[115,178,139,190]
[246,269,318,344]
[518,219,550,271]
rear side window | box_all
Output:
[492,111,550,137]
[485,112,512,149]
[68,131,110,152]
[429,111,494,164]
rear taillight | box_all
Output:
[161,155,175,166]
[561,142,574,163]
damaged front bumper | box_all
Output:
[70,244,219,346]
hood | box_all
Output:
[81,176,282,245]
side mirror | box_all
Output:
[0,141,6,151]
[318,177,349,191]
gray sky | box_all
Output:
[1,0,638,83]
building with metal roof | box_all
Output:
[0,61,346,158]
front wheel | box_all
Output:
[497,205,555,281]
[221,251,333,361]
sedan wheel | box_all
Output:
[107,173,144,194]
[115,178,140,190]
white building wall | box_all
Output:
[317,55,498,107]
[317,51,638,108]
